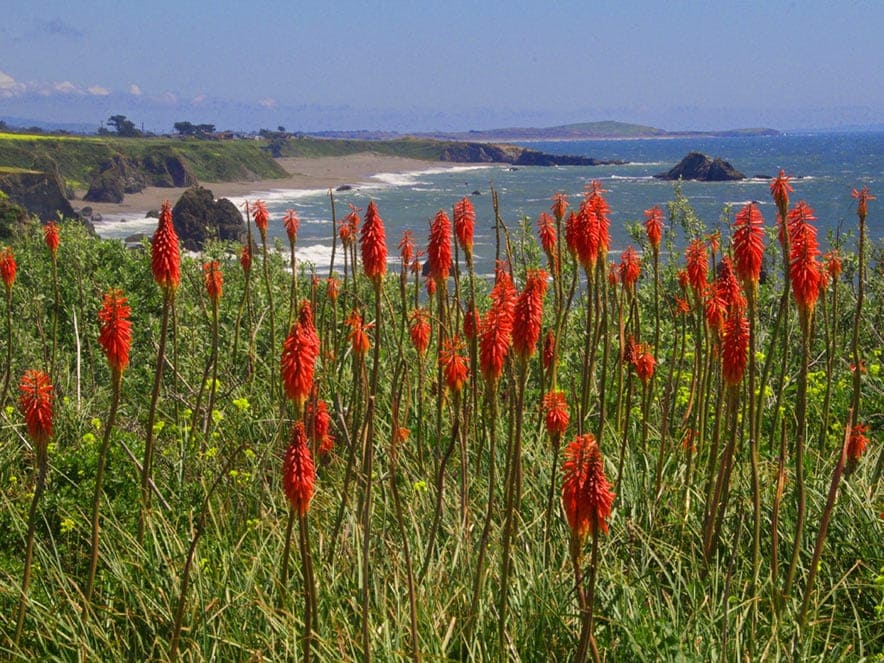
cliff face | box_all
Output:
[0,167,75,221]
[85,151,198,203]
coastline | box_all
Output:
[77,153,483,224]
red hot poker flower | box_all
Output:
[770,170,793,217]
[252,200,270,240]
[721,309,749,386]
[203,261,223,303]
[0,246,16,291]
[846,422,870,465]
[282,421,316,516]
[44,222,60,257]
[851,186,874,221]
[240,244,252,273]
[542,329,556,371]
[453,197,475,256]
[409,308,431,355]
[326,277,340,302]
[631,344,656,384]
[428,209,452,283]
[439,337,469,393]
[732,202,765,288]
[512,269,548,359]
[537,212,558,272]
[787,201,822,318]
[19,369,53,449]
[716,257,746,313]
[561,433,615,541]
[151,201,181,292]
[398,230,415,267]
[360,200,387,283]
[644,206,663,253]
[283,209,299,244]
[824,250,842,281]
[619,246,641,293]
[551,192,569,222]
[280,301,320,410]
[564,211,579,258]
[543,390,569,439]
[307,398,334,454]
[684,239,708,297]
[479,268,517,381]
[98,288,132,375]
[345,311,371,357]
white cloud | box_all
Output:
[129,83,142,96]
[53,81,81,94]
[156,91,178,104]
[191,94,207,105]
[0,69,26,98]
[258,97,277,109]
[88,85,110,96]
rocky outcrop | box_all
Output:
[85,150,198,203]
[171,186,244,251]
[439,142,624,166]
[655,152,745,181]
[0,166,75,221]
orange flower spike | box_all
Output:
[551,192,569,222]
[428,209,452,283]
[824,251,842,281]
[280,301,320,410]
[453,196,475,257]
[282,421,316,516]
[587,181,611,256]
[439,337,469,393]
[847,423,870,464]
[360,200,387,284]
[44,222,60,257]
[543,390,570,438]
[619,246,641,293]
[398,230,415,267]
[732,202,765,288]
[326,277,340,302]
[787,201,822,318]
[721,309,749,386]
[283,208,299,244]
[409,308,431,355]
[631,344,656,384]
[644,206,663,253]
[203,261,223,303]
[542,329,556,371]
[346,311,371,357]
[151,201,181,293]
[564,210,580,258]
[684,239,708,297]
[19,369,54,449]
[479,266,517,381]
[561,433,615,542]
[851,186,874,221]
[98,288,132,375]
[240,244,252,273]
[716,257,746,312]
[537,212,557,259]
[512,269,548,359]
[770,170,794,218]
[0,246,16,291]
[252,200,270,240]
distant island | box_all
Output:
[311,120,782,142]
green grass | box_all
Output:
[0,188,880,661]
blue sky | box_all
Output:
[1,0,882,132]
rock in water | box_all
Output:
[171,185,244,250]
[655,152,745,181]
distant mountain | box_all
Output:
[311,121,782,142]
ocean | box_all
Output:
[95,132,883,275]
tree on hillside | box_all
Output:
[174,121,216,138]
[107,115,141,137]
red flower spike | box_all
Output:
[151,201,181,292]
[428,209,452,283]
[19,369,53,448]
[340,204,360,247]
[283,209,299,244]
[542,329,556,371]
[453,197,475,256]
[409,308,431,355]
[770,170,793,215]
[398,230,415,267]
[716,257,746,313]
[551,192,569,222]
[824,251,842,281]
[307,399,334,454]
[512,269,548,359]
[847,423,870,464]
[439,337,469,393]
[345,311,371,357]
[0,246,16,291]
[787,201,822,318]
[851,186,874,221]
[561,433,615,541]
[479,267,517,381]
[240,244,252,273]
[685,239,708,296]
[631,344,656,384]
[644,206,663,252]
[282,421,316,516]
[360,200,387,283]
[732,203,765,287]
[543,390,569,438]
[537,212,558,271]
[619,246,641,293]
[722,309,749,385]
[280,301,320,410]
[252,200,270,240]
[203,261,223,303]
[564,211,579,258]
[98,288,132,375]
[326,277,340,302]
[587,181,611,257]
[44,222,60,256]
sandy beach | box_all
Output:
[77,153,477,220]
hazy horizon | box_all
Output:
[1,1,881,134]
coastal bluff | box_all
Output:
[655,152,745,181]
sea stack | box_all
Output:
[656,152,745,181]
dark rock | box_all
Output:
[85,151,198,203]
[336,184,353,191]
[146,209,159,218]
[80,206,93,217]
[471,190,482,196]
[655,152,745,181]
[0,165,76,221]
[171,185,245,251]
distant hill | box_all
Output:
[314,121,781,142]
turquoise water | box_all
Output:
[99,132,883,274]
